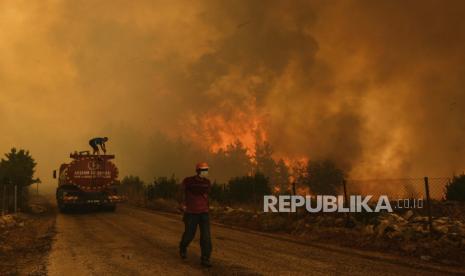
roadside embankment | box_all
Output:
[0,195,56,275]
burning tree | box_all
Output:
[209,140,252,183]
[254,141,290,193]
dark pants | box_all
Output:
[89,141,99,152]
[179,212,212,260]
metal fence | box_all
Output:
[345,177,451,201]
[129,176,454,207]
[124,175,463,232]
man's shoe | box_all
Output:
[201,259,212,268]
[179,247,187,259]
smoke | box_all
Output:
[311,0,465,177]
[1,0,465,190]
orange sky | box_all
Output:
[2,0,465,191]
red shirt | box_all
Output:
[182,175,211,214]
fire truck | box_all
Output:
[54,151,123,212]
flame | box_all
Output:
[206,115,264,154]
[182,108,309,176]
[296,186,311,196]
[184,109,266,155]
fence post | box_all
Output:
[1,184,5,216]
[14,184,17,213]
[424,177,433,233]
[343,179,349,206]
[342,179,351,225]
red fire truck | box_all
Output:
[54,151,123,212]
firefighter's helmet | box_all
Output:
[196,162,209,171]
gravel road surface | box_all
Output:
[46,205,461,275]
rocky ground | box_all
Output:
[0,195,56,275]
[209,206,465,266]
[137,198,465,267]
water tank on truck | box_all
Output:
[53,151,123,212]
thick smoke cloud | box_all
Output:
[1,0,465,191]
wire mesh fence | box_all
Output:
[120,174,464,225]
[345,177,451,201]
[122,176,455,206]
[346,178,426,200]
[427,177,452,200]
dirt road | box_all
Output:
[46,205,460,275]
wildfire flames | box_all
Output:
[194,113,266,155]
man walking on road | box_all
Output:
[89,137,108,155]
[179,162,212,267]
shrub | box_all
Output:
[303,159,344,195]
[151,176,178,199]
[445,174,465,202]
[210,182,228,203]
[228,172,270,203]
[120,175,144,194]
